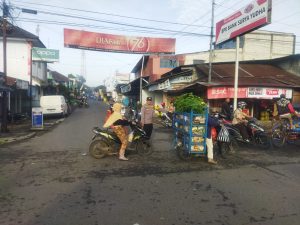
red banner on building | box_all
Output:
[207,87,293,99]
[64,28,176,54]
[207,87,248,99]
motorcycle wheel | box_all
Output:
[271,129,286,148]
[136,139,153,156]
[89,139,110,159]
[220,135,239,154]
[176,146,191,161]
[255,133,271,149]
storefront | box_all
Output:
[120,76,149,107]
[207,86,294,120]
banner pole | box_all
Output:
[140,55,145,103]
[233,36,239,111]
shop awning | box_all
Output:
[0,84,13,92]
[120,76,149,96]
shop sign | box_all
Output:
[32,47,59,62]
[171,75,193,84]
[247,87,293,99]
[120,84,131,93]
[16,79,29,90]
[208,87,293,99]
[215,0,272,45]
[158,79,171,90]
[208,87,248,99]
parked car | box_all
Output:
[40,95,68,117]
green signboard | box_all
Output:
[32,47,59,62]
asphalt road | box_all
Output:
[0,101,299,225]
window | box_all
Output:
[160,58,178,68]
[215,36,245,49]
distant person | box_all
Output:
[141,97,155,139]
[221,98,232,121]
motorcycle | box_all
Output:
[213,113,271,151]
[271,117,300,147]
[160,112,173,128]
[89,123,153,159]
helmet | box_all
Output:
[280,94,286,99]
[237,101,247,109]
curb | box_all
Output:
[0,132,36,145]
[0,118,65,146]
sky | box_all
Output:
[8,0,300,87]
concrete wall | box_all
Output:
[0,39,30,81]
[182,31,296,65]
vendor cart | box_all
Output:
[173,109,208,160]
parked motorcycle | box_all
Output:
[89,123,153,159]
[159,112,173,128]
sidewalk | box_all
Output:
[0,118,64,145]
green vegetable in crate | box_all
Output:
[174,93,207,113]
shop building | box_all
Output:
[181,30,296,65]
[0,23,48,116]
[147,55,300,120]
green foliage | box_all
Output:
[174,93,207,113]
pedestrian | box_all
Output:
[141,97,155,139]
[221,98,232,121]
[207,115,220,165]
[103,103,131,161]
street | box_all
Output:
[0,101,300,225]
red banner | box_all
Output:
[207,87,293,99]
[207,87,248,99]
[64,28,176,54]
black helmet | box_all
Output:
[280,94,286,99]
[238,101,247,109]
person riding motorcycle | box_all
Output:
[232,101,252,142]
[103,103,132,161]
[273,94,300,129]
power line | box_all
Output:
[11,0,210,28]
[12,6,212,37]
[15,17,211,37]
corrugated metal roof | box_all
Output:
[50,71,69,83]
[195,63,300,88]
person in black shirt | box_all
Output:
[221,98,232,121]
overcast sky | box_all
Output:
[9,0,300,87]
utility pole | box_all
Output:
[208,0,215,83]
[1,0,9,132]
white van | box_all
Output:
[40,95,68,117]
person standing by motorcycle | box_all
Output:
[232,101,251,142]
[221,98,233,121]
[103,103,131,161]
[207,115,220,164]
[141,97,155,139]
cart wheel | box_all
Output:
[176,146,191,161]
